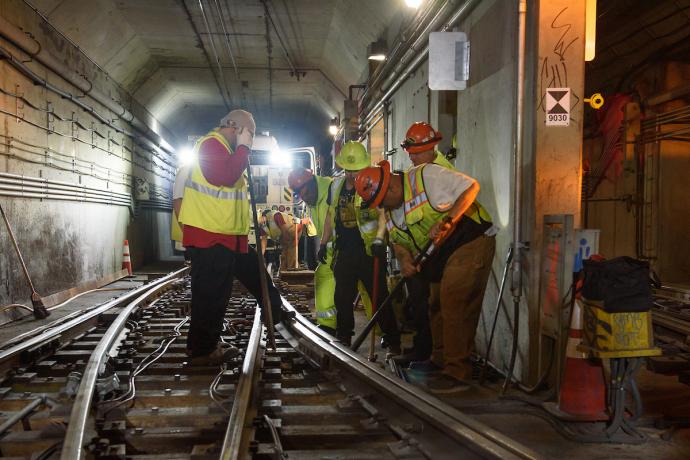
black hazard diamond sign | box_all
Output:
[546,88,570,126]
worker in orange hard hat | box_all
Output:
[401,121,455,169]
[355,159,496,394]
[396,123,479,366]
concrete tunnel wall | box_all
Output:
[384,0,529,379]
[0,0,175,306]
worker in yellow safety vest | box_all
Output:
[320,141,400,352]
[397,122,494,365]
[171,164,192,258]
[355,157,496,394]
[288,168,338,333]
[260,209,302,270]
[177,109,259,365]
[172,157,283,353]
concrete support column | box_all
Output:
[526,0,586,381]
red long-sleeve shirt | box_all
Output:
[183,137,250,253]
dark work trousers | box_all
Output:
[299,235,319,270]
[187,245,283,357]
[187,244,237,357]
[235,246,283,325]
[333,244,400,345]
[405,275,432,360]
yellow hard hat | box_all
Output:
[336,141,370,171]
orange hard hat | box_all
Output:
[355,160,391,209]
[288,168,314,195]
[400,121,442,154]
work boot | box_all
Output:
[336,335,352,347]
[407,359,443,374]
[188,343,240,366]
[394,350,430,366]
[425,374,471,395]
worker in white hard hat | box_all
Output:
[178,109,258,366]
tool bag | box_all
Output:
[581,256,654,313]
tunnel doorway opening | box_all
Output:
[583,0,690,284]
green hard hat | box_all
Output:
[336,141,370,171]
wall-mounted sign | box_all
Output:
[545,88,570,126]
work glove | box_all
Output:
[370,238,387,259]
[237,126,254,149]
[317,244,328,264]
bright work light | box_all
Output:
[178,146,195,166]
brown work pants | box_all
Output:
[280,227,301,270]
[429,234,495,380]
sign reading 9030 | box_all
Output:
[545,88,570,127]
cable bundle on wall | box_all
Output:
[0,172,132,208]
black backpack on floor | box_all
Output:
[581,256,656,313]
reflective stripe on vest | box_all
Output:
[388,165,492,255]
[316,309,337,318]
[184,179,248,201]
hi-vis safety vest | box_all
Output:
[304,218,317,237]
[386,164,492,255]
[170,166,191,243]
[171,210,183,242]
[263,210,294,241]
[329,177,381,256]
[432,150,455,169]
[178,131,250,235]
[311,176,333,238]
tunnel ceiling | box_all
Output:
[29,0,403,150]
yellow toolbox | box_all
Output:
[579,300,662,358]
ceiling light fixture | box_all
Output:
[329,117,340,136]
[367,39,388,61]
[404,0,424,9]
[585,0,596,61]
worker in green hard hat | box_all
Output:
[319,141,400,353]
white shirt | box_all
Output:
[390,164,475,228]
[173,165,191,200]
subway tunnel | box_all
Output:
[0,0,688,458]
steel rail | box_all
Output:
[0,267,187,364]
[279,296,541,460]
[59,268,188,460]
[219,306,264,459]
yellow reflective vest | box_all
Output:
[178,131,250,236]
[263,210,295,241]
[329,177,382,256]
[387,164,492,256]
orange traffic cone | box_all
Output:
[544,298,608,421]
[122,240,132,275]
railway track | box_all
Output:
[0,268,539,459]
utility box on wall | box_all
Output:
[539,215,600,340]
[428,32,469,90]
